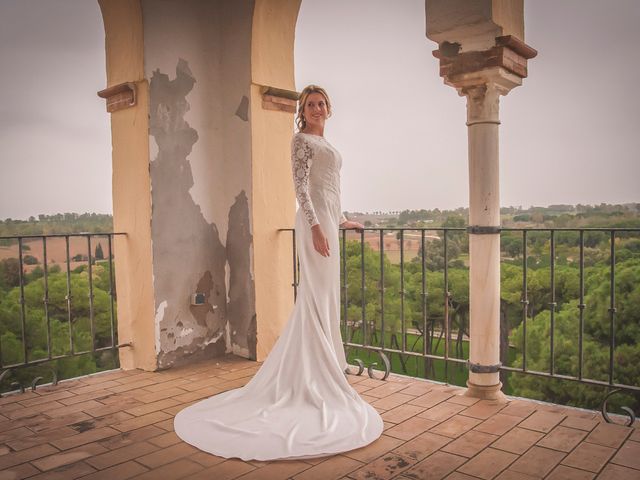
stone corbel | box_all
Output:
[432,35,536,126]
[97,82,137,113]
[433,35,538,80]
[260,86,298,113]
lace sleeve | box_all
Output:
[291,135,319,227]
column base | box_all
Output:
[464,380,507,401]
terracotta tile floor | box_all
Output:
[1,354,638,480]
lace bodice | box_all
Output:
[291,132,348,228]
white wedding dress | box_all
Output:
[173,131,384,461]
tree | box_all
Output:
[95,243,105,260]
[0,258,21,291]
[0,264,117,393]
[507,303,639,411]
[23,255,38,265]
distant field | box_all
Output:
[342,230,440,264]
[0,236,111,272]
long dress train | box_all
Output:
[173,131,384,461]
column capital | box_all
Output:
[448,67,522,125]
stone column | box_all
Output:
[425,0,537,399]
[451,70,522,399]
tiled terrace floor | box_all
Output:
[1,355,638,480]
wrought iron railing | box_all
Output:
[280,225,640,422]
[0,232,127,394]
[498,228,640,393]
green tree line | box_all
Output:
[0,213,113,243]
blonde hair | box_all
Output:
[296,85,332,132]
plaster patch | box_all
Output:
[235,95,249,121]
[232,344,250,358]
[149,136,159,162]
[205,328,225,345]
[226,190,257,360]
[249,238,255,281]
[179,327,194,338]
[224,261,231,304]
[154,300,168,354]
[224,319,231,353]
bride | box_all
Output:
[174,84,384,461]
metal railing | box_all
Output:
[280,226,640,412]
[0,232,127,392]
[341,227,467,380]
[498,227,640,395]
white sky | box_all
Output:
[0,0,110,220]
[0,0,638,220]
[295,0,640,213]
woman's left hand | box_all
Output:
[340,220,365,233]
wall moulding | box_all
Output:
[97,81,137,113]
[259,85,298,113]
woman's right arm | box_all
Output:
[291,135,330,256]
[291,135,319,228]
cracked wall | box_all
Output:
[142,0,256,368]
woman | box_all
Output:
[174,85,384,461]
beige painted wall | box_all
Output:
[249,85,298,361]
[250,0,301,361]
[98,0,157,371]
[252,0,300,89]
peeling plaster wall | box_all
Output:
[141,0,256,368]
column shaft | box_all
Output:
[455,74,520,399]
[468,121,502,389]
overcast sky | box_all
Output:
[1,0,638,220]
[0,0,110,220]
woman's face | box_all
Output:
[303,92,329,130]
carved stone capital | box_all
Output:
[463,83,501,125]
[446,67,522,125]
